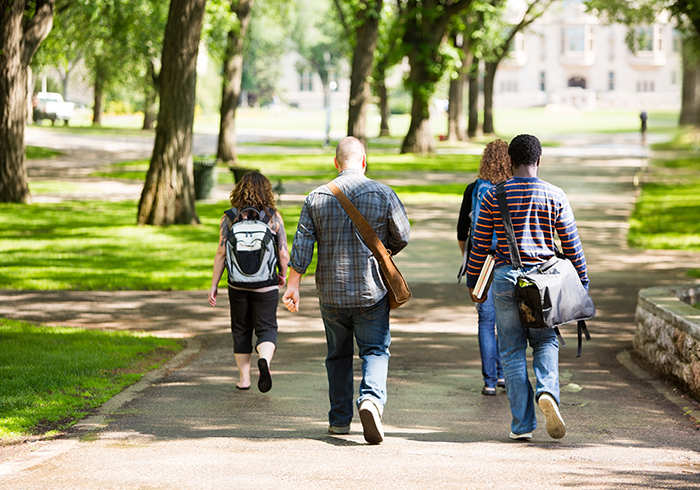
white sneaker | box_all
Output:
[538,393,566,439]
[509,431,533,440]
[358,399,384,444]
[328,424,350,435]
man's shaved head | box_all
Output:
[335,136,366,170]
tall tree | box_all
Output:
[207,0,255,165]
[481,0,554,135]
[137,0,207,226]
[447,30,471,141]
[371,1,405,137]
[0,0,55,204]
[400,0,475,155]
[334,0,384,147]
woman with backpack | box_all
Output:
[209,171,289,393]
[457,140,512,396]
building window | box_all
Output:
[540,72,546,91]
[608,72,614,91]
[637,80,655,92]
[299,70,313,92]
[566,26,585,52]
[673,30,680,52]
[671,70,677,85]
[634,27,654,52]
[609,33,615,61]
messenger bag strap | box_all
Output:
[327,181,391,262]
[577,320,591,358]
[495,182,522,270]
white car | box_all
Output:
[33,92,75,126]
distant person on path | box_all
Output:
[640,110,648,144]
[283,136,410,444]
[457,140,511,396]
[209,171,289,393]
[466,134,589,441]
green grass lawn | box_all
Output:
[0,199,310,290]
[629,127,700,278]
[37,106,680,142]
[26,146,63,159]
[0,318,183,439]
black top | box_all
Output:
[457,181,477,242]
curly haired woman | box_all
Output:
[457,140,512,396]
[209,171,289,393]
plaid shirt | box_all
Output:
[289,169,410,308]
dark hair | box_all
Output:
[508,134,542,167]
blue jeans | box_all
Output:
[319,295,391,427]
[492,266,560,435]
[476,286,503,388]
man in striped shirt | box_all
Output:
[284,136,410,444]
[466,134,589,441]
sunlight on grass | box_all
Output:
[0,200,308,290]
[0,318,182,439]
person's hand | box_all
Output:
[208,286,218,307]
[282,287,299,312]
[278,274,286,287]
[469,287,488,304]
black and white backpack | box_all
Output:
[224,207,279,289]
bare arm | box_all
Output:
[208,216,228,307]
[282,269,303,312]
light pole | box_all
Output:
[324,58,336,147]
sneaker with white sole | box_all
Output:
[358,399,384,444]
[538,393,566,439]
[328,424,350,435]
[509,431,533,440]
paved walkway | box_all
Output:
[1,129,699,489]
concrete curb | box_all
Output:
[0,338,202,477]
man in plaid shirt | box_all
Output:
[284,136,410,444]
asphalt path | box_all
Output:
[1,128,699,489]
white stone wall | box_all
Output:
[635,286,700,400]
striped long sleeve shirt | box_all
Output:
[465,176,589,289]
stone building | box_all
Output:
[495,0,681,110]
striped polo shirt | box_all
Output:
[465,176,589,289]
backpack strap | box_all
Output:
[224,207,272,224]
[495,182,522,270]
[224,209,237,223]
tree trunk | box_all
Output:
[447,37,469,142]
[92,68,104,126]
[467,55,480,139]
[400,0,472,154]
[483,60,497,135]
[142,60,159,130]
[401,82,436,155]
[679,42,700,127]
[377,79,390,136]
[217,0,254,166]
[347,0,383,148]
[142,86,158,130]
[137,0,207,226]
[0,0,54,204]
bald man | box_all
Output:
[284,137,410,444]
